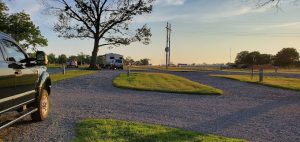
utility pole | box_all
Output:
[168,23,171,67]
[165,22,171,70]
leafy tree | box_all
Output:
[57,54,67,64]
[256,54,273,65]
[50,0,154,69]
[134,61,142,66]
[235,51,270,66]
[274,48,299,67]
[0,1,47,50]
[27,52,36,58]
[246,51,261,65]
[123,57,135,65]
[140,58,150,65]
[69,55,78,61]
[77,52,90,65]
[48,53,57,64]
[235,51,249,65]
[96,55,103,66]
[0,1,8,30]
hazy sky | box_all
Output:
[4,0,300,65]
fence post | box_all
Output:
[127,65,131,77]
[251,65,254,80]
[62,65,66,75]
[259,68,264,82]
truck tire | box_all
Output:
[31,89,49,121]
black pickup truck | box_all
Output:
[0,32,51,129]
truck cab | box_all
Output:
[0,32,51,129]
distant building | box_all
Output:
[177,63,188,67]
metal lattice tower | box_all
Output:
[165,22,171,70]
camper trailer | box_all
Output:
[99,53,123,69]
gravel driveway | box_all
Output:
[1,70,299,142]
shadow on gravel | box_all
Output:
[190,95,299,133]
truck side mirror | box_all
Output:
[36,51,48,66]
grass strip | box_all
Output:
[113,72,223,95]
[211,74,300,91]
[73,119,246,142]
[51,70,97,84]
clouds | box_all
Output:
[5,0,43,16]
[155,0,186,6]
[199,6,269,23]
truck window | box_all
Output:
[110,56,114,59]
[0,47,4,61]
[1,40,26,62]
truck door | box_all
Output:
[1,40,37,105]
[0,43,16,112]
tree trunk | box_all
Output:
[89,37,100,69]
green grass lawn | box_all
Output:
[124,66,150,71]
[51,70,97,84]
[47,64,62,69]
[211,74,300,91]
[73,119,246,142]
[151,66,219,72]
[113,72,223,95]
[222,68,300,74]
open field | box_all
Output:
[222,68,300,74]
[151,66,220,72]
[210,74,300,91]
[113,72,223,95]
[124,66,150,71]
[73,119,245,142]
[51,70,97,83]
[124,65,300,75]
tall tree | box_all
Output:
[274,48,299,67]
[140,58,150,65]
[235,51,249,65]
[256,54,273,65]
[50,0,154,69]
[48,53,57,64]
[123,57,135,65]
[57,54,67,64]
[0,0,48,50]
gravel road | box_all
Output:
[0,70,299,142]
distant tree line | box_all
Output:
[123,57,150,66]
[46,53,150,66]
[234,48,300,68]
[47,52,92,65]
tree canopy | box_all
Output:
[49,0,154,69]
[235,48,299,67]
[274,48,299,67]
[0,1,48,50]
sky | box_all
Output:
[4,0,300,65]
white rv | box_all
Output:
[99,53,123,69]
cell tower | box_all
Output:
[165,22,171,70]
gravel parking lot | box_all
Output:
[1,70,299,142]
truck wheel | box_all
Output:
[31,89,49,121]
